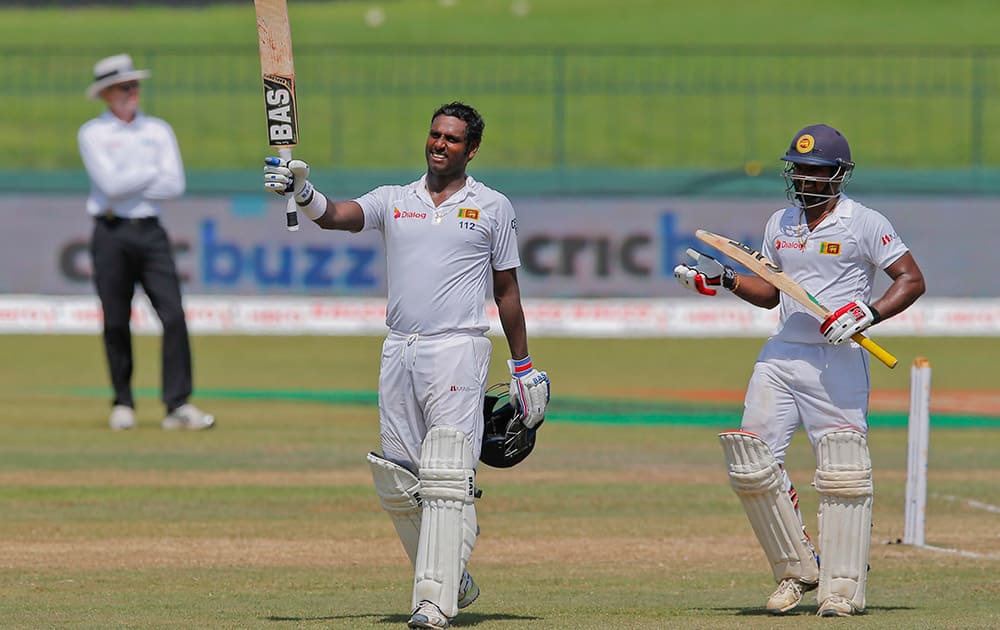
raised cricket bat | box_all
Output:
[255,0,300,232]
[695,229,898,368]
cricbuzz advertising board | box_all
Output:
[0,194,993,298]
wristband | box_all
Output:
[293,179,314,205]
[868,303,882,323]
[296,188,327,220]
[722,267,739,291]
[510,355,533,377]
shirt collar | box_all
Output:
[832,194,854,218]
[101,109,144,127]
[417,173,475,207]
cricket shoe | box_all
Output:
[162,404,216,431]
[766,578,818,614]
[408,600,450,629]
[818,594,858,617]
[457,570,480,609]
[109,405,136,431]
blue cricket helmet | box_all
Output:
[781,124,855,209]
[781,124,853,167]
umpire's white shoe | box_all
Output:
[162,404,215,431]
[818,594,858,617]
[109,405,136,431]
[766,578,818,614]
[457,570,480,609]
[408,600,449,629]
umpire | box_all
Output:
[78,54,214,432]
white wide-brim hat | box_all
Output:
[86,53,151,100]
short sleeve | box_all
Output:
[857,209,908,269]
[760,211,783,262]
[354,186,392,233]
[491,194,521,271]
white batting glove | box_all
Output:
[263,157,315,204]
[820,301,881,345]
[673,248,738,296]
[508,356,550,429]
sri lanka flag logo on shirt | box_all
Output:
[457,208,480,220]
[819,242,841,255]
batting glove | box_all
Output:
[508,356,550,429]
[673,248,738,296]
[820,301,881,345]
[263,157,315,204]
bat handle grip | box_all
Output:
[853,333,898,369]
[279,148,300,232]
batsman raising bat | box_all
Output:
[675,124,925,617]
[263,102,549,630]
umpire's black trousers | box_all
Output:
[90,216,192,412]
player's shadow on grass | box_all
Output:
[266,612,542,625]
[704,604,915,616]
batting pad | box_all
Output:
[719,431,819,584]
[814,430,873,612]
[367,452,422,566]
[413,427,478,617]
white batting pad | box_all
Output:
[719,431,819,584]
[367,452,422,566]
[814,430,873,612]
[413,427,478,617]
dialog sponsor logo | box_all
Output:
[775,239,806,251]
[393,207,427,220]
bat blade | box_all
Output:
[695,229,897,368]
[255,0,300,231]
[695,229,827,319]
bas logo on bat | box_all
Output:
[728,238,781,273]
[262,74,297,145]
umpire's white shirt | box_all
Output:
[78,110,185,219]
[355,175,521,335]
[761,195,909,344]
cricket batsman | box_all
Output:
[674,124,926,616]
[262,102,550,629]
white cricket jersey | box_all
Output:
[355,174,521,335]
[761,195,909,344]
[78,110,185,219]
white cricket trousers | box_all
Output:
[377,330,492,471]
[740,339,871,464]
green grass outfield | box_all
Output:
[6,0,1000,173]
[0,334,996,628]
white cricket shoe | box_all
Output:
[457,570,480,609]
[408,600,449,629]
[818,594,857,617]
[162,404,215,431]
[109,405,136,431]
[766,578,818,614]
